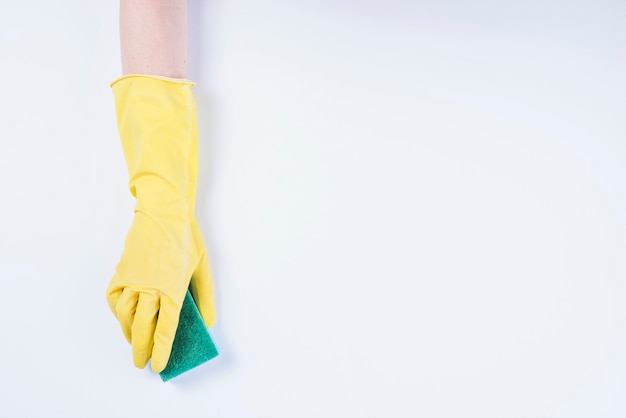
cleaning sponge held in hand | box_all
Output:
[159,290,219,382]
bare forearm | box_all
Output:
[120,0,187,78]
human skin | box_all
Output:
[120,0,188,78]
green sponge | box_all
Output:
[159,290,219,382]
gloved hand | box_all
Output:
[106,74,216,373]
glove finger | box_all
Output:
[189,251,216,327]
[150,297,180,373]
[106,288,122,317]
[116,289,139,344]
[131,292,159,369]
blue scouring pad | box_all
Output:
[159,290,219,382]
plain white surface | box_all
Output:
[1,0,625,416]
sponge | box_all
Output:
[159,290,219,382]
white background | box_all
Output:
[1,0,625,416]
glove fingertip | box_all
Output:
[150,299,180,373]
[190,251,217,328]
[134,355,149,369]
[197,300,216,328]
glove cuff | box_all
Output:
[111,73,200,219]
[110,74,196,88]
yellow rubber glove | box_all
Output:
[106,74,216,373]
